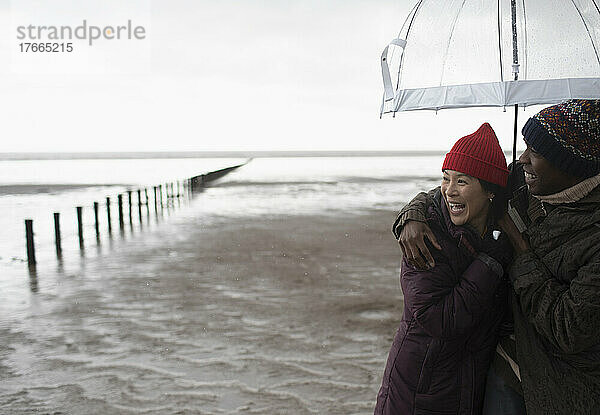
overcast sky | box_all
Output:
[0,0,538,153]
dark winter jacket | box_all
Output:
[375,190,509,415]
[508,184,600,414]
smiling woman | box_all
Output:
[375,123,513,415]
[442,170,493,235]
[440,123,509,235]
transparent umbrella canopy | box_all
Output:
[380,0,600,161]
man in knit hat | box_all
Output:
[392,100,600,414]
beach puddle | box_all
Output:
[357,310,395,321]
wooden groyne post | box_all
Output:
[94,202,100,240]
[152,187,157,212]
[118,194,124,230]
[106,197,112,234]
[137,189,143,222]
[25,219,36,266]
[76,206,84,250]
[127,190,133,225]
[144,188,150,214]
[53,212,62,257]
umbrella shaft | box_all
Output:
[511,0,519,165]
[511,0,519,80]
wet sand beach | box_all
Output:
[0,208,404,414]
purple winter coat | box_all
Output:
[375,191,508,415]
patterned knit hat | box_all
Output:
[442,122,509,187]
[522,100,600,179]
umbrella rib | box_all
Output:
[397,0,424,37]
[590,0,600,65]
[592,0,600,17]
[391,0,423,74]
[395,0,426,112]
[439,0,467,87]
[568,0,600,69]
[522,0,529,80]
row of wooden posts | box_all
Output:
[24,178,195,268]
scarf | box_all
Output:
[533,173,600,205]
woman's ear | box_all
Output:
[488,192,495,202]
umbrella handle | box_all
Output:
[512,103,519,166]
[381,38,407,102]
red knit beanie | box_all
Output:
[442,123,509,187]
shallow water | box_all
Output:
[0,156,444,414]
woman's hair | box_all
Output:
[479,179,508,221]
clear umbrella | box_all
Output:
[380,0,600,163]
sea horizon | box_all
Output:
[0,150,449,161]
